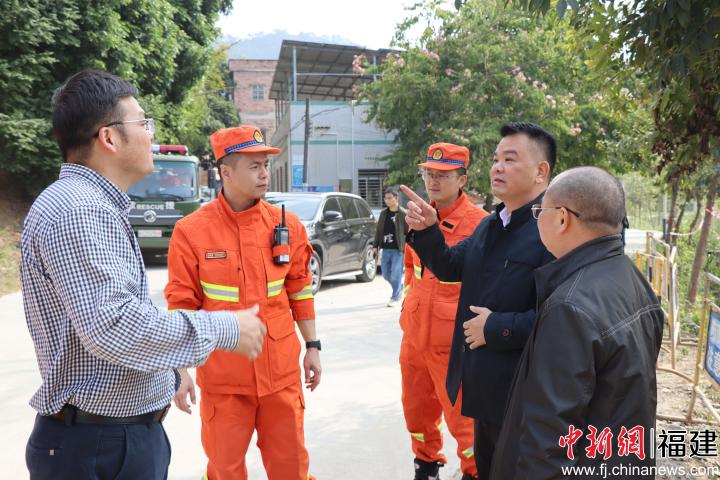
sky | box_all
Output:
[217,0,423,50]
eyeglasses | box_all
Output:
[418,169,463,181]
[96,118,155,137]
[531,203,581,220]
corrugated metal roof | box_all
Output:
[269,40,396,101]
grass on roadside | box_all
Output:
[0,226,21,295]
[0,172,29,297]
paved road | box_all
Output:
[1,269,464,479]
[1,230,653,479]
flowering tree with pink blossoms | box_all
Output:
[360,0,650,206]
[505,0,720,303]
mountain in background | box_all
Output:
[220,31,361,60]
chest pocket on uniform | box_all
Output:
[198,249,239,303]
[261,247,291,303]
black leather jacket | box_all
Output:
[491,235,664,480]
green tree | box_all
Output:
[360,0,650,206]
[0,1,80,196]
[0,0,233,195]
[153,47,240,162]
[506,0,720,302]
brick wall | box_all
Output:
[228,59,278,140]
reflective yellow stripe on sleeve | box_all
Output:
[200,280,239,303]
[410,432,425,442]
[289,284,313,301]
[438,280,461,285]
[402,284,410,298]
[267,278,284,298]
[413,264,422,280]
[462,446,474,458]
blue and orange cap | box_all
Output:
[210,125,280,161]
[418,142,470,171]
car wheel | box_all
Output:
[309,251,322,295]
[356,245,377,282]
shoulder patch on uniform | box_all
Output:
[205,250,227,259]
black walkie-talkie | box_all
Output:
[273,204,290,265]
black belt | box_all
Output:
[48,404,170,425]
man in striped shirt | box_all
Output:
[20,69,266,480]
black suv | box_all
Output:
[264,192,377,294]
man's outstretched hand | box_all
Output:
[400,185,437,231]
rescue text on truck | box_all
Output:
[127,144,213,256]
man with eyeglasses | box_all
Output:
[103,117,156,135]
[401,123,556,478]
[399,143,487,480]
[490,167,663,479]
[20,69,266,479]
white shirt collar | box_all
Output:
[499,207,511,227]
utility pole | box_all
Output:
[302,99,310,190]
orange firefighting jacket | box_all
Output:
[400,192,488,350]
[164,191,314,397]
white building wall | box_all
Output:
[270,101,396,204]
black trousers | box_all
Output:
[474,420,502,480]
[26,414,171,479]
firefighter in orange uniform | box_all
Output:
[401,143,488,480]
[165,126,321,480]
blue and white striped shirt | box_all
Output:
[20,163,239,416]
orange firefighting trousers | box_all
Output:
[401,339,477,477]
[200,381,314,480]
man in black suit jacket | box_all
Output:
[401,123,556,478]
[490,167,662,480]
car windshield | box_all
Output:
[265,195,321,221]
[128,160,196,200]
